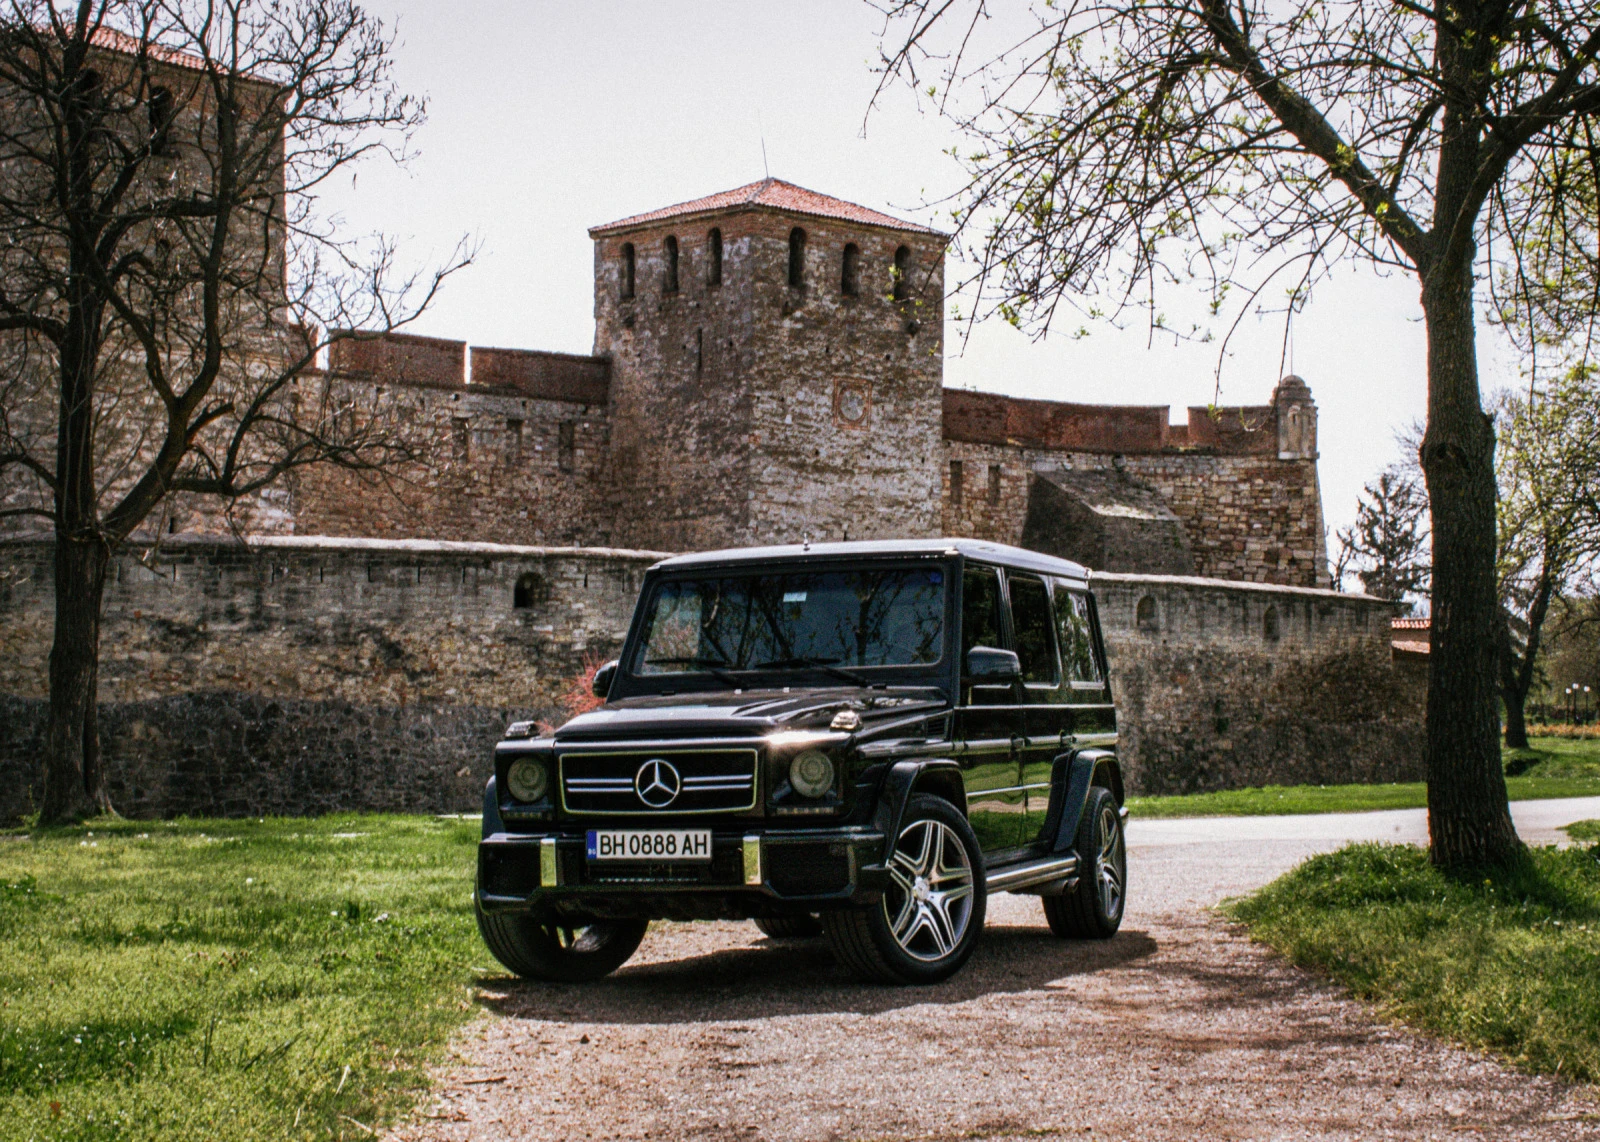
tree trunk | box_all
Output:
[1503,688,1530,750]
[39,531,113,822]
[1419,254,1522,868]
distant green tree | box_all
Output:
[1336,468,1430,610]
[1495,371,1600,747]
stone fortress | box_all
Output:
[0,178,1420,822]
[279,179,1328,588]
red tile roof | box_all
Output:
[88,26,210,72]
[589,179,946,238]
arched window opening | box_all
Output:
[892,245,911,301]
[841,243,860,296]
[620,243,636,300]
[1136,595,1159,634]
[1263,605,1282,642]
[514,572,549,610]
[788,227,806,289]
[148,85,174,155]
[663,235,679,293]
[707,227,722,286]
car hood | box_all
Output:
[552,687,948,742]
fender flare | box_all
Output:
[1045,749,1122,853]
[872,758,966,849]
[482,774,505,839]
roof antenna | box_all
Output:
[758,110,770,179]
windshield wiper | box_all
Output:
[749,655,873,687]
[643,656,741,687]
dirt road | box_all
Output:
[391,800,1600,1141]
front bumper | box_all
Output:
[476,826,889,920]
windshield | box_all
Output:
[632,566,947,676]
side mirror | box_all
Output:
[591,659,619,701]
[965,646,1021,683]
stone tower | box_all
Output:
[588,179,948,551]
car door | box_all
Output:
[1005,571,1068,852]
[1018,578,1117,851]
[952,562,1026,856]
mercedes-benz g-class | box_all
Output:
[475,539,1126,985]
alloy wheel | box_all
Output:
[1096,804,1124,918]
[883,818,976,961]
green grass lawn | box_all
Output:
[1227,841,1600,1082]
[0,815,484,1142]
[1127,736,1600,819]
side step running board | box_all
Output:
[986,853,1079,894]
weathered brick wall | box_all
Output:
[943,445,1327,586]
[0,535,664,820]
[594,213,946,550]
[286,346,613,547]
[2,534,1418,820]
[594,223,757,550]
[1095,573,1422,794]
[745,218,945,544]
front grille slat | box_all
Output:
[560,748,759,815]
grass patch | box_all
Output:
[1566,820,1600,843]
[1127,735,1600,819]
[0,814,484,1142]
[1227,842,1600,1081]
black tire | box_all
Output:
[754,914,823,939]
[476,901,648,982]
[1043,786,1126,939]
[822,793,986,984]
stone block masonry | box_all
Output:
[1095,573,1422,795]
[0,534,1416,821]
[0,535,665,821]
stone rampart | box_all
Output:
[1094,573,1422,794]
[0,535,664,821]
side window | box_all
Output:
[1053,579,1105,687]
[961,565,1002,658]
[1008,573,1059,687]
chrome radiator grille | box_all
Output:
[559,748,759,815]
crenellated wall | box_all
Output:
[942,382,1328,587]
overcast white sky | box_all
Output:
[321,0,1527,545]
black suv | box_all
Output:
[475,539,1126,985]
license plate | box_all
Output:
[586,829,712,862]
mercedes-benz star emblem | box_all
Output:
[634,758,682,809]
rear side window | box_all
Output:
[961,565,1002,657]
[1053,580,1104,687]
[1008,573,1059,686]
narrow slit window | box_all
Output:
[892,245,911,301]
[620,243,636,300]
[841,243,860,296]
[663,235,679,293]
[558,421,576,473]
[987,463,1002,505]
[949,459,963,507]
[148,85,174,155]
[707,227,722,286]
[788,227,806,289]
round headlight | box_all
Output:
[789,749,835,799]
[505,757,549,803]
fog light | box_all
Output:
[506,757,549,803]
[789,749,834,799]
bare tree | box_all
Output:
[1495,372,1600,747]
[871,0,1600,868]
[1336,467,1431,608]
[0,0,471,823]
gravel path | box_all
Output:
[390,799,1600,1142]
